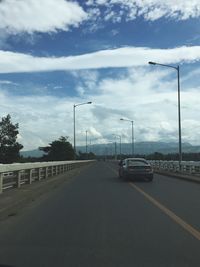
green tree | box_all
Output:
[0,114,23,163]
[77,151,96,160]
[39,136,75,161]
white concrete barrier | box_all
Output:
[0,160,94,194]
[149,160,200,176]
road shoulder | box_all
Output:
[0,164,91,221]
[155,170,200,183]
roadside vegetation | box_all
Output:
[39,136,75,161]
[0,115,83,163]
[0,114,199,164]
[0,114,23,164]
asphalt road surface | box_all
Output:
[0,161,200,267]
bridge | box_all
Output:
[0,160,200,266]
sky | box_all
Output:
[0,0,200,151]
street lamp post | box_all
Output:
[108,141,114,159]
[89,139,92,153]
[73,101,92,158]
[148,61,182,169]
[112,135,117,159]
[112,134,122,159]
[86,130,88,154]
[120,118,134,157]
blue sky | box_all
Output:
[0,0,200,150]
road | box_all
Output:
[0,161,200,267]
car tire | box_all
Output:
[147,177,153,182]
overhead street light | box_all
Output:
[120,118,134,157]
[73,101,92,158]
[148,61,156,65]
[148,61,182,169]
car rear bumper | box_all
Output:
[125,171,153,180]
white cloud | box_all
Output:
[1,46,200,73]
[0,30,10,49]
[0,92,76,150]
[1,66,200,150]
[89,127,102,138]
[91,69,200,145]
[87,0,200,21]
[0,0,199,39]
[0,0,87,34]
[0,80,17,85]
[72,70,99,95]
[84,127,102,139]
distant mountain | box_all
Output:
[77,141,200,155]
[20,142,200,158]
[20,149,45,158]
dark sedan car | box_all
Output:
[118,158,153,182]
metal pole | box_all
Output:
[149,61,182,168]
[177,66,182,169]
[89,139,92,153]
[131,121,134,157]
[73,105,76,159]
[119,136,121,159]
[85,131,87,156]
[110,143,112,157]
[114,142,117,160]
[73,101,92,160]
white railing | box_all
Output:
[0,160,94,194]
[149,160,200,176]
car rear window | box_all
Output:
[128,160,148,166]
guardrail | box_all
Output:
[0,160,94,194]
[149,160,200,176]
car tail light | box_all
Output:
[146,166,152,171]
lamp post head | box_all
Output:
[148,61,156,65]
[74,101,92,108]
[120,118,124,121]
